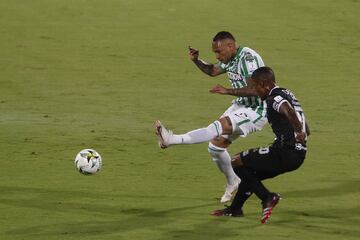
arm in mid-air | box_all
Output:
[209,84,258,97]
[278,101,309,143]
[189,46,224,77]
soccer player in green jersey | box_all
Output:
[155,31,267,203]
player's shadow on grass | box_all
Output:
[0,184,207,201]
[0,184,226,238]
[281,179,360,198]
[1,180,359,239]
[3,200,236,238]
[4,205,212,236]
[0,185,259,239]
[0,184,213,219]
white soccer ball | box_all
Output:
[74,149,102,175]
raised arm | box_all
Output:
[209,84,258,97]
[189,46,224,77]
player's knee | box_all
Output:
[208,142,225,160]
[211,137,231,148]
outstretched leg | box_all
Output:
[155,117,231,148]
[155,117,239,203]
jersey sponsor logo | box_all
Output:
[227,72,243,81]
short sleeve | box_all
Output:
[270,95,290,112]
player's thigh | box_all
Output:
[218,103,241,142]
[219,102,240,119]
[238,146,281,172]
[211,136,231,148]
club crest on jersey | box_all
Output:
[245,52,255,62]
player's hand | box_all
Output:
[295,131,306,144]
[210,84,228,95]
[188,46,199,61]
[231,153,243,167]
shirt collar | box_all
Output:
[268,85,280,96]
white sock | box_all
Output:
[168,121,222,145]
[208,142,239,185]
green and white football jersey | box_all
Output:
[218,47,265,116]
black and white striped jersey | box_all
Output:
[266,86,307,148]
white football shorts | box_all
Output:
[220,102,268,142]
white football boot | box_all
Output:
[155,120,173,149]
[220,177,241,203]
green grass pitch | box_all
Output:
[0,0,359,239]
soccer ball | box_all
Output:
[74,149,102,175]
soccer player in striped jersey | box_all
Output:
[155,31,267,203]
[211,66,310,223]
